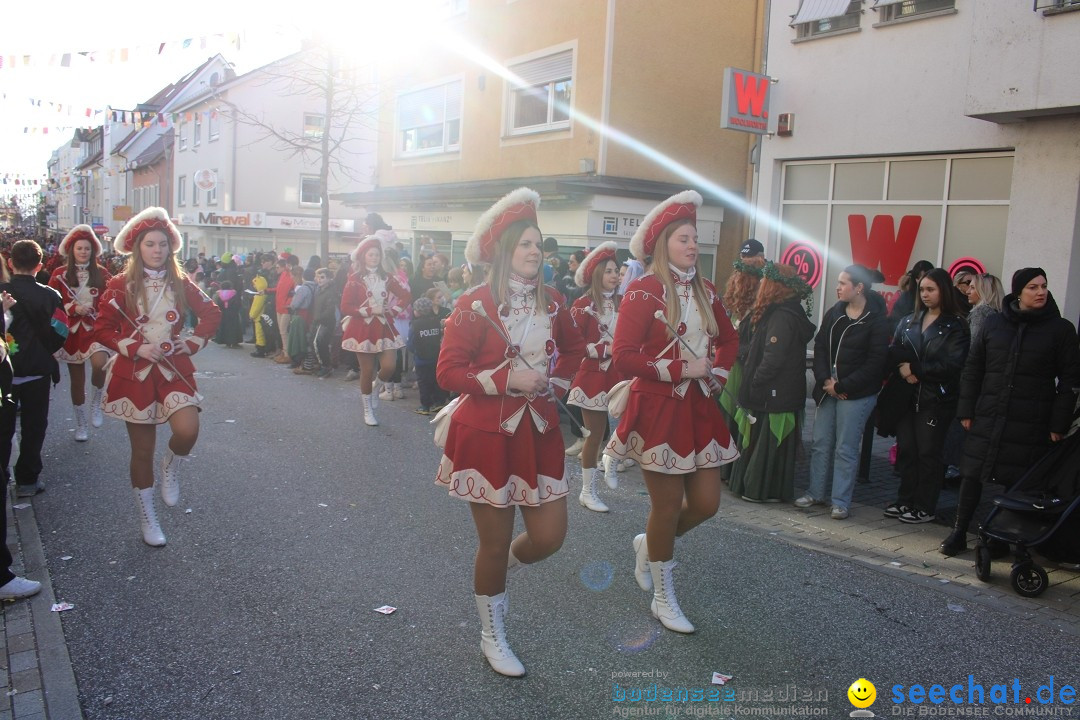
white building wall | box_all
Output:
[755,0,1080,321]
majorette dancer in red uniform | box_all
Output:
[434,188,585,677]
[48,225,112,441]
[567,241,623,511]
[603,190,739,634]
[95,208,221,547]
[339,235,411,427]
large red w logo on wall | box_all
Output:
[848,214,923,285]
[733,72,769,118]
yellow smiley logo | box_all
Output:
[848,678,876,709]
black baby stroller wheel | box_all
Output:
[975,544,992,581]
[1009,562,1049,598]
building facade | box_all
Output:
[337,0,766,280]
[171,50,377,261]
[753,0,1080,323]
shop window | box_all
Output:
[304,113,325,140]
[834,162,886,201]
[949,157,1013,201]
[875,0,955,23]
[397,80,462,157]
[783,164,830,201]
[506,48,573,135]
[793,1,862,39]
[887,160,946,201]
[300,175,321,206]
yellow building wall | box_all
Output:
[374,0,608,187]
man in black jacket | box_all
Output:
[0,240,68,499]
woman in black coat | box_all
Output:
[883,268,970,525]
[940,267,1080,556]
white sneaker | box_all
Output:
[794,494,819,508]
[379,384,394,402]
[830,505,849,520]
[564,438,585,457]
[393,385,405,400]
[0,576,41,600]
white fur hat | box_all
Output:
[629,190,702,261]
[114,207,183,255]
[58,224,103,258]
[465,188,540,265]
[575,241,618,288]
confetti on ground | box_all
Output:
[61,555,73,561]
[13,503,30,510]
[318,503,328,508]
[939,579,950,584]
[947,603,965,613]
[225,419,237,423]
[890,561,902,567]
[185,509,193,514]
[711,672,734,686]
[374,605,397,615]
[51,602,75,612]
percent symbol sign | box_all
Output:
[779,242,823,289]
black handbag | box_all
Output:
[875,371,915,437]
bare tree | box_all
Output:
[215,43,379,260]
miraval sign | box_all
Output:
[178,211,266,227]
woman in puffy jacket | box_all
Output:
[882,268,969,525]
[940,268,1080,556]
[796,265,889,519]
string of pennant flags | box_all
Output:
[0,33,243,71]
[15,108,224,135]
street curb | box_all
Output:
[11,499,83,720]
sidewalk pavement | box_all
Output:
[2,490,82,720]
[3,403,1080,720]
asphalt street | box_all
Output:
[29,344,1080,720]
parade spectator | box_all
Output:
[719,250,766,461]
[882,268,969,524]
[334,253,360,381]
[887,259,934,331]
[0,280,40,599]
[411,254,439,300]
[248,274,274,358]
[213,281,244,349]
[304,254,322,281]
[447,266,466,302]
[942,268,1080,555]
[408,296,446,415]
[0,240,68,499]
[288,267,315,372]
[605,191,739,635]
[273,256,295,364]
[952,270,974,317]
[379,245,411,400]
[310,269,337,378]
[618,258,645,296]
[965,272,1004,345]
[796,265,889,519]
[728,261,815,504]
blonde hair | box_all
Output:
[486,220,548,310]
[122,230,186,320]
[971,273,1004,311]
[650,219,718,337]
[588,257,618,312]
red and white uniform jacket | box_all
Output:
[96,271,221,383]
[340,268,411,352]
[437,282,585,436]
[568,293,623,409]
[48,264,112,361]
[612,272,737,396]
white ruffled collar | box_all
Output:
[144,267,167,280]
[669,264,696,284]
[509,272,538,297]
[75,262,89,271]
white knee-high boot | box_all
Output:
[90,387,105,428]
[649,560,694,633]
[160,449,186,507]
[475,592,525,677]
[73,404,89,442]
[632,533,652,591]
[578,467,609,512]
[362,393,379,426]
[602,454,618,490]
[134,488,166,547]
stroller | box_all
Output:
[974,431,1080,597]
